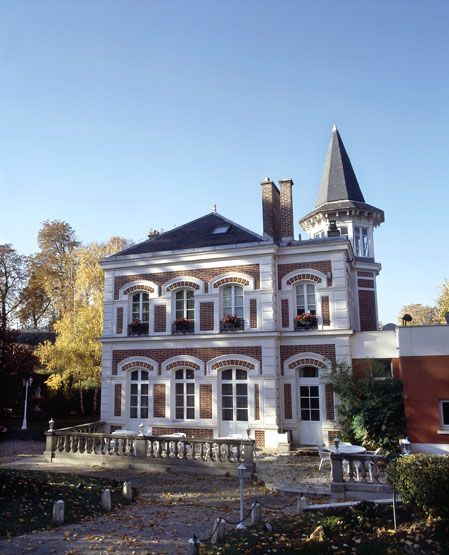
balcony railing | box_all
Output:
[128,323,149,336]
[220,319,244,332]
[294,318,318,331]
[172,320,195,334]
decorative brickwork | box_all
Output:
[200,384,213,419]
[278,261,332,288]
[357,278,375,288]
[200,302,215,331]
[284,383,292,419]
[166,281,200,292]
[116,307,123,334]
[152,426,213,439]
[288,358,328,370]
[286,273,322,286]
[153,384,166,417]
[250,299,257,328]
[254,430,266,448]
[112,347,262,376]
[122,284,155,295]
[110,425,122,433]
[357,271,374,277]
[261,179,281,241]
[281,299,289,328]
[321,296,330,326]
[325,383,334,420]
[121,361,154,372]
[114,264,260,299]
[213,277,250,288]
[280,344,336,375]
[279,178,294,239]
[114,384,121,417]
[154,305,166,333]
[165,360,201,372]
[358,289,377,331]
[255,384,260,420]
[211,359,255,371]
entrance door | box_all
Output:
[219,368,249,437]
[297,367,323,445]
[127,369,149,433]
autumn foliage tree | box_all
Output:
[397,303,440,326]
[0,244,27,331]
[435,278,449,322]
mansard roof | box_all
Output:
[114,213,264,256]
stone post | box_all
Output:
[45,431,57,461]
[101,488,112,511]
[123,481,133,500]
[135,437,146,459]
[187,535,200,554]
[296,496,307,515]
[330,453,344,483]
[243,440,255,467]
[251,502,262,524]
[211,518,225,544]
[52,500,64,524]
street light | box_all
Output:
[21,377,33,431]
[236,463,246,529]
[400,437,411,456]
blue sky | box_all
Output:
[1,0,448,324]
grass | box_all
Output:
[0,468,135,537]
[203,501,449,554]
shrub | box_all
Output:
[386,454,449,518]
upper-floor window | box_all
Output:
[223,285,244,318]
[132,292,149,323]
[314,231,325,239]
[296,283,316,315]
[354,227,369,257]
[440,400,449,430]
[175,369,195,420]
[176,289,194,321]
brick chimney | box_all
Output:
[278,178,294,240]
[261,178,281,241]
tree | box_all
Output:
[0,244,27,331]
[435,278,449,322]
[38,237,131,414]
[397,303,439,326]
[17,256,52,329]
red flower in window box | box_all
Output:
[221,314,240,324]
[174,318,188,325]
[296,313,317,324]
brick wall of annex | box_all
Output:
[200,384,213,419]
[321,296,330,326]
[154,305,166,333]
[112,346,263,375]
[281,299,289,328]
[284,383,292,419]
[358,289,377,331]
[116,308,123,335]
[280,344,336,375]
[200,302,214,332]
[153,384,166,418]
[114,264,260,299]
[114,384,121,417]
[278,261,332,289]
[250,299,257,328]
[152,426,213,439]
[254,384,260,420]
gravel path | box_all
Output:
[0,441,328,554]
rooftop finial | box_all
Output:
[212,203,217,213]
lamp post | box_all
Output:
[399,437,411,456]
[21,377,33,431]
[333,436,340,452]
[236,463,246,529]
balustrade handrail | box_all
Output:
[52,420,106,432]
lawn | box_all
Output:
[203,501,449,554]
[0,468,135,537]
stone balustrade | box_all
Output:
[44,424,255,477]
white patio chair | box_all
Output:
[317,445,331,471]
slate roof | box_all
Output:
[113,213,265,257]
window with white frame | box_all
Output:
[132,292,149,323]
[222,285,244,318]
[354,227,369,257]
[314,230,325,239]
[130,370,149,419]
[175,369,195,420]
[175,289,194,321]
[440,400,449,430]
[296,283,316,315]
[221,368,248,421]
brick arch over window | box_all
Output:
[121,361,155,372]
[288,358,327,370]
[211,359,255,371]
[166,281,200,292]
[286,274,322,286]
[122,284,155,296]
[278,261,332,289]
[165,360,201,372]
[213,277,250,288]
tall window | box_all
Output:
[176,289,194,320]
[223,285,244,318]
[440,400,449,430]
[299,384,320,421]
[132,292,149,322]
[354,227,369,257]
[175,369,195,419]
[130,370,149,419]
[221,368,248,421]
[296,283,316,315]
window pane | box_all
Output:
[223,287,232,300]
[301,409,310,421]
[236,369,247,380]
[300,386,309,396]
[186,407,195,419]
[130,395,138,406]
[186,369,194,380]
[221,369,232,380]
[131,371,138,381]
[222,396,233,409]
[141,384,148,395]
[235,306,244,318]
[236,396,248,408]
[236,409,248,421]
[442,402,449,426]
[176,407,183,419]
[311,410,320,421]
[301,398,310,408]
[141,396,148,407]
[141,408,148,419]
[186,383,194,394]
[222,409,233,421]
[310,398,319,409]
[130,407,137,418]
[175,369,183,380]
[176,383,183,394]
[131,384,138,394]
[310,386,319,396]
[236,383,247,396]
[141,371,148,381]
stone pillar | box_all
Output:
[211,518,226,544]
[135,437,146,459]
[52,500,64,523]
[296,496,307,515]
[101,489,112,511]
[251,502,262,524]
[123,481,133,500]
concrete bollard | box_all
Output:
[251,502,262,524]
[101,488,112,511]
[123,481,133,500]
[211,518,226,544]
[187,534,200,554]
[296,496,307,515]
[52,500,64,524]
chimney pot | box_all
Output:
[278,178,294,240]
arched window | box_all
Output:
[175,289,194,321]
[132,292,149,322]
[175,369,195,420]
[130,370,149,420]
[222,285,244,318]
[295,283,316,315]
[221,368,248,422]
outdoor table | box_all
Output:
[327,445,366,454]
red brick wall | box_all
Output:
[114,264,260,298]
[279,179,294,239]
[255,384,260,420]
[153,384,166,417]
[396,355,449,444]
[200,302,214,331]
[321,296,330,326]
[250,299,257,328]
[152,427,213,439]
[254,430,265,448]
[328,430,341,443]
[284,383,292,419]
[281,299,290,328]
[357,271,374,277]
[280,344,336,375]
[114,384,121,417]
[154,305,166,333]
[116,308,123,334]
[261,179,281,241]
[358,289,377,331]
[278,261,332,288]
[357,279,374,288]
[112,346,262,375]
[200,384,213,419]
[325,383,334,420]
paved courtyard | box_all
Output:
[0,440,331,554]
